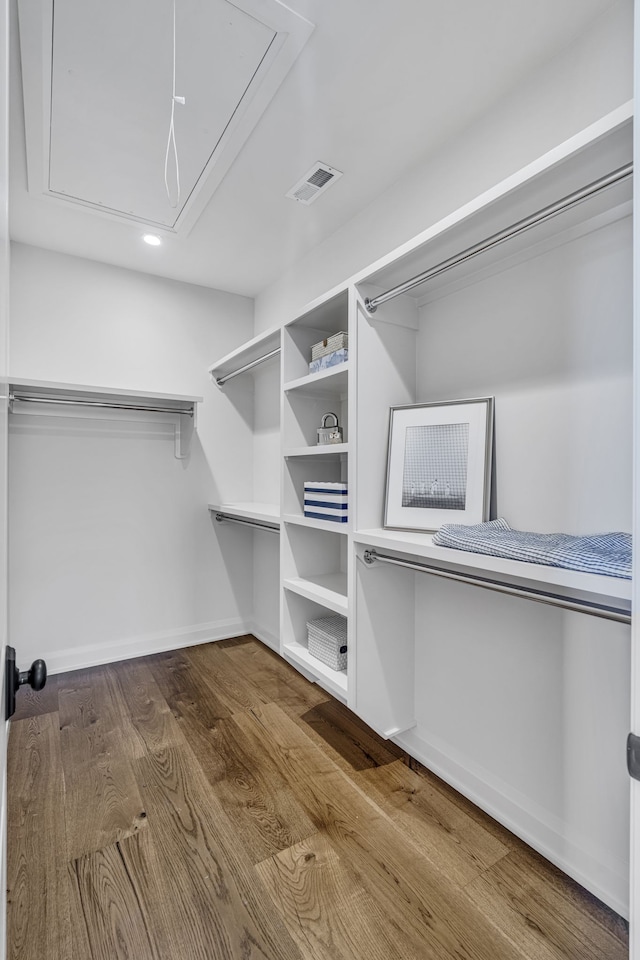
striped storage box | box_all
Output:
[304,481,348,523]
[311,331,348,361]
[307,615,347,671]
[309,347,348,375]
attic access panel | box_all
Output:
[19,0,313,233]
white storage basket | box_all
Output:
[307,615,348,671]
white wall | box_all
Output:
[8,243,256,672]
[418,216,633,534]
[254,0,633,332]
[252,361,281,506]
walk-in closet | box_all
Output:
[1,1,639,958]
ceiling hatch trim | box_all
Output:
[18,0,314,235]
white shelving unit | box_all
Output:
[204,102,635,917]
[280,288,352,699]
[349,103,633,917]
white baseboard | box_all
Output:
[397,726,629,919]
[247,620,280,653]
[46,617,251,675]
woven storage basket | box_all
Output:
[307,615,347,671]
[311,331,348,360]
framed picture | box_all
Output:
[384,397,494,532]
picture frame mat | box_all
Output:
[384,398,493,532]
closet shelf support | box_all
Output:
[362,549,631,624]
[364,162,633,313]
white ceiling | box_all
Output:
[9,0,619,298]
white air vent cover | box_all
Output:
[286,162,342,205]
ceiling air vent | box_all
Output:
[286,162,342,205]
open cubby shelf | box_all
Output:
[284,444,349,458]
[283,572,348,615]
[283,514,349,533]
[282,641,348,699]
[283,363,349,397]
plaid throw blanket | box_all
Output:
[432,518,631,579]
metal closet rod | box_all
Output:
[362,550,631,624]
[216,348,281,386]
[215,512,280,533]
[364,162,633,313]
[9,393,194,416]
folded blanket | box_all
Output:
[432,518,631,579]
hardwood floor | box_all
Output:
[7,636,629,960]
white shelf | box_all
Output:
[208,326,281,385]
[284,288,349,332]
[8,378,201,459]
[356,105,633,305]
[284,443,349,458]
[8,378,202,408]
[283,363,349,397]
[354,527,631,610]
[282,641,348,700]
[283,513,349,534]
[209,502,280,527]
[283,573,348,615]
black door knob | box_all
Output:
[19,659,47,692]
[5,647,48,719]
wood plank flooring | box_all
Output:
[7,636,629,960]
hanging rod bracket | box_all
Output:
[363,297,377,315]
[363,549,377,564]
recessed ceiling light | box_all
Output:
[143,234,162,246]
